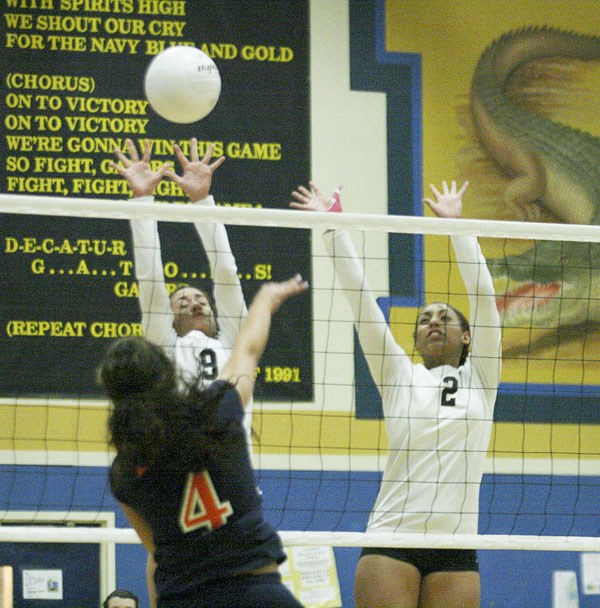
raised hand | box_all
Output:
[219,273,308,407]
[290,181,342,212]
[261,274,309,314]
[166,138,226,202]
[423,180,469,219]
[110,139,172,198]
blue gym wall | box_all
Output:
[1,465,598,607]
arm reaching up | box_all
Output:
[422,180,468,218]
[218,275,309,407]
[111,139,175,348]
[424,181,501,390]
[290,180,343,213]
[290,182,408,403]
[110,139,229,352]
[110,138,172,198]
[168,139,246,350]
[166,138,225,203]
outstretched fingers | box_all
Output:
[139,138,152,163]
[173,142,189,168]
[268,274,309,313]
[429,182,442,199]
[189,137,200,163]
[125,138,141,162]
[422,179,469,218]
[289,181,336,212]
[198,141,226,172]
[209,154,226,172]
[456,180,469,197]
[110,138,138,170]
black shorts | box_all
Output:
[360,547,479,577]
[160,573,303,608]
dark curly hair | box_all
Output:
[98,337,240,472]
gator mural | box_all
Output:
[463,27,600,353]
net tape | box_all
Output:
[2,193,600,242]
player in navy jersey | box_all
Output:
[291,181,501,608]
[98,275,308,608]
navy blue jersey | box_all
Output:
[110,381,286,600]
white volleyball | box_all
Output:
[144,46,222,124]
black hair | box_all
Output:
[413,303,471,367]
[102,589,138,608]
[98,337,239,472]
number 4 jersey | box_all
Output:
[109,382,286,597]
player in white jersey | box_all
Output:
[110,138,247,388]
[291,181,501,608]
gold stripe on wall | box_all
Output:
[0,402,110,453]
[0,403,597,462]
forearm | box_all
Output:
[451,235,495,298]
[231,288,273,366]
[192,196,247,342]
[217,287,274,406]
[324,230,405,385]
[129,199,173,344]
[192,196,237,283]
[451,235,502,380]
[219,276,307,405]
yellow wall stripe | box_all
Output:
[2,403,596,463]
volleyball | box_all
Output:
[144,46,222,124]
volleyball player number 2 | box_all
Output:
[441,376,458,406]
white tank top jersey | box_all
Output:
[324,229,502,535]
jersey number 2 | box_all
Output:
[179,471,233,533]
[441,376,458,406]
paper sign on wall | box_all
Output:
[22,569,63,600]
[581,553,600,595]
[280,546,341,608]
[553,570,579,608]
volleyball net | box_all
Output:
[0,193,598,553]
